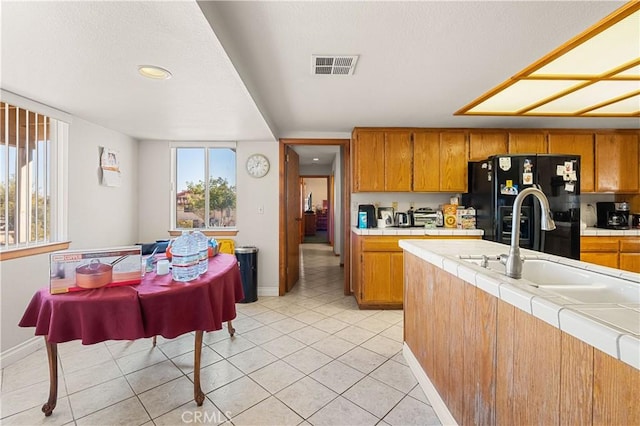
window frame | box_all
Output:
[0,91,69,259]
[170,141,238,233]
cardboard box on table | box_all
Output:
[49,246,142,294]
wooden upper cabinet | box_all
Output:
[595,133,639,193]
[413,131,440,192]
[469,132,508,161]
[384,131,412,191]
[352,130,385,192]
[548,133,595,193]
[508,132,547,154]
[440,132,468,192]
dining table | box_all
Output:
[19,253,244,417]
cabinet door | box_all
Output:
[580,252,619,269]
[390,252,404,303]
[352,131,385,192]
[351,233,362,303]
[469,132,508,161]
[385,131,412,191]
[508,132,547,154]
[595,133,640,193]
[440,132,468,192]
[620,238,640,273]
[548,133,595,193]
[620,253,640,273]
[361,252,393,302]
[413,131,440,191]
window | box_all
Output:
[172,144,237,230]
[0,98,67,251]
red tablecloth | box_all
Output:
[19,254,244,344]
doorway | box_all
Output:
[302,176,330,244]
[279,138,351,297]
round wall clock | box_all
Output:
[246,153,270,178]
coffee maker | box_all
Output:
[596,201,630,230]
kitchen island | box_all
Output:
[400,239,639,425]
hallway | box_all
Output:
[1,245,440,425]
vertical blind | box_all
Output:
[0,102,52,248]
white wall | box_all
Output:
[67,119,139,248]
[137,139,280,296]
[333,149,343,258]
[1,118,139,355]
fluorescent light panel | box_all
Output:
[457,2,640,118]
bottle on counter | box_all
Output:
[171,231,199,282]
[436,210,444,227]
[192,230,209,275]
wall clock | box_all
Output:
[246,153,270,178]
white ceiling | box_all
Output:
[2,1,638,166]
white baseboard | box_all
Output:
[403,343,458,426]
[258,287,279,297]
[0,336,44,369]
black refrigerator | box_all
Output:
[462,154,581,259]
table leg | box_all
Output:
[42,337,58,416]
[193,331,205,406]
[227,321,235,337]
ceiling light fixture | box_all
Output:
[313,157,320,161]
[138,65,172,80]
[456,1,640,118]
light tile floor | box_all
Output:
[1,244,441,425]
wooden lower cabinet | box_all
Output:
[404,252,640,425]
[351,233,480,309]
[581,236,640,273]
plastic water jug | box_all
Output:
[192,230,209,275]
[171,231,199,282]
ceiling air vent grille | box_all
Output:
[312,55,359,75]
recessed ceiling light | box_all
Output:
[313,157,320,161]
[138,65,172,80]
[456,2,640,118]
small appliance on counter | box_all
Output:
[394,212,410,227]
[413,207,437,227]
[596,201,630,230]
[358,204,376,229]
[631,212,640,229]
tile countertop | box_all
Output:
[352,227,484,237]
[581,227,640,236]
[398,239,640,371]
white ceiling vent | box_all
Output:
[312,55,359,75]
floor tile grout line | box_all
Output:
[1,244,435,425]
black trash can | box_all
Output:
[235,246,258,303]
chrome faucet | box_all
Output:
[501,186,556,279]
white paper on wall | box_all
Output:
[100,147,121,187]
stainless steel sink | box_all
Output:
[461,256,640,304]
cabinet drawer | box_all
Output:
[620,238,640,253]
[580,252,619,269]
[580,237,619,252]
[362,238,403,252]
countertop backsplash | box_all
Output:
[351,192,459,224]
[580,193,617,227]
